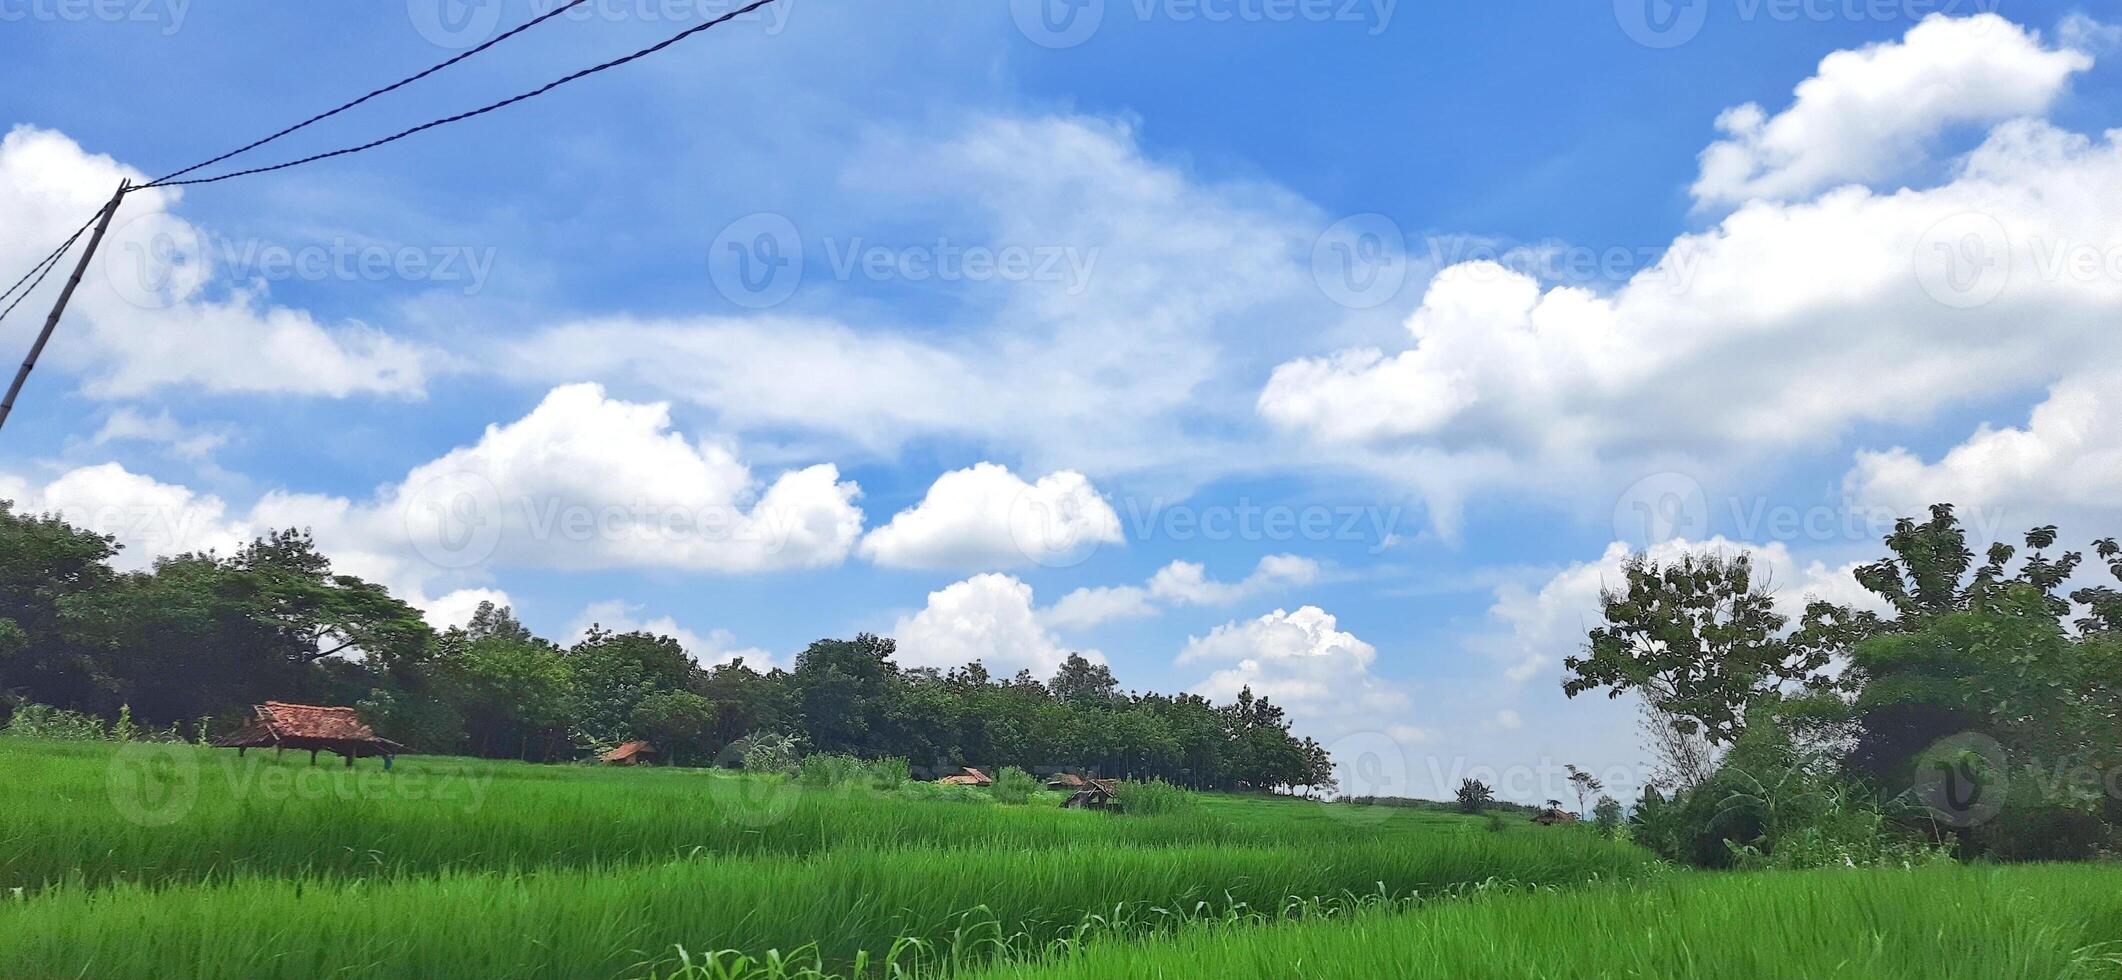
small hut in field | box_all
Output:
[1045,772,1087,791]
[938,767,992,787]
[1531,806,1580,826]
[1062,778,1118,810]
[601,741,659,766]
[213,702,404,767]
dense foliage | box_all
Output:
[0,503,1330,791]
[1568,504,2122,866]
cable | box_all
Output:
[0,228,85,329]
[145,0,785,190]
[0,210,102,311]
[148,0,595,186]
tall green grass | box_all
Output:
[0,834,1655,978]
[1,740,1453,891]
[966,864,2122,980]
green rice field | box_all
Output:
[3,738,2116,979]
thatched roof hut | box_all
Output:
[1531,806,1580,826]
[213,702,404,766]
[1046,772,1087,790]
[601,741,658,766]
[1062,779,1118,810]
[938,766,992,787]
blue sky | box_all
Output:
[4,1,2120,802]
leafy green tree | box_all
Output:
[1565,551,1828,744]
[1593,795,1624,838]
[447,628,574,761]
[1566,764,1604,817]
[630,690,717,765]
[0,502,120,710]
[1050,652,1121,708]
[567,627,695,747]
[230,530,432,671]
[57,554,319,724]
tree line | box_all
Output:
[0,504,1333,791]
[1565,504,2122,865]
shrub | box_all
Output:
[990,766,1040,804]
[1975,804,2110,862]
[738,733,801,776]
[798,753,868,788]
[3,703,115,741]
[1116,778,1197,816]
[868,756,910,791]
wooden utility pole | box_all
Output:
[0,180,130,433]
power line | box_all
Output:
[144,0,786,190]
[0,211,101,329]
[148,0,595,186]
[0,209,102,312]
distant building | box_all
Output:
[601,741,659,766]
[938,767,992,786]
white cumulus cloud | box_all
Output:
[892,573,1089,678]
[1692,14,2088,206]
[1042,554,1321,630]
[860,462,1120,570]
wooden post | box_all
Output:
[309,749,318,766]
[0,181,129,433]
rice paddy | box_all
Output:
[3,738,2113,979]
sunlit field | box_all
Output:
[0,739,1652,978]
